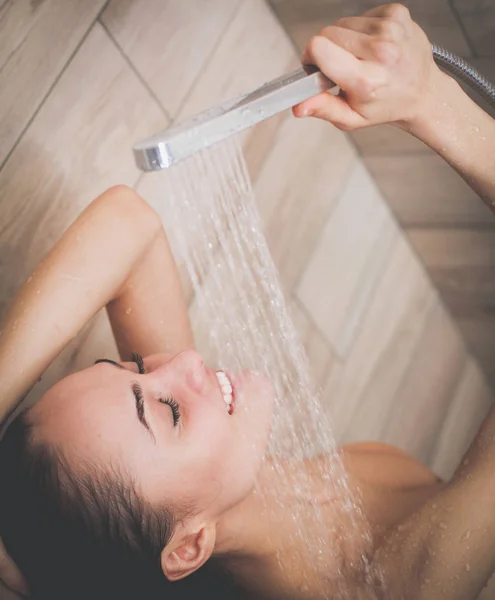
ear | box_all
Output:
[161,523,217,582]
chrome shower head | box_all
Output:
[133,65,337,171]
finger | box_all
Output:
[293,92,366,131]
[302,36,386,97]
[317,25,400,64]
[325,16,405,44]
[362,2,411,22]
[325,16,384,36]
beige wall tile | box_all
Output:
[0,0,105,165]
[101,0,242,118]
[452,0,495,56]
[322,235,437,444]
[381,299,466,464]
[269,0,472,56]
[176,0,295,121]
[296,162,398,358]
[173,0,297,187]
[289,299,336,391]
[457,316,495,389]
[365,154,490,226]
[0,23,165,320]
[408,228,495,269]
[255,115,357,295]
[430,358,493,480]
[408,228,495,323]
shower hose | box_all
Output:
[432,44,495,110]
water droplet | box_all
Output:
[439,522,448,530]
[27,275,33,283]
[125,307,132,315]
[461,530,471,541]
[465,564,471,572]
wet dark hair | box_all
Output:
[0,411,240,600]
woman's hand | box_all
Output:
[293,3,440,130]
[0,537,28,596]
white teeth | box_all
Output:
[221,380,232,394]
[216,370,233,411]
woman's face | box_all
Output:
[32,350,274,520]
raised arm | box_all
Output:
[294,3,495,208]
[0,184,192,429]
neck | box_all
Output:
[213,456,362,598]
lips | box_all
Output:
[215,370,235,415]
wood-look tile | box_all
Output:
[0,0,105,165]
[289,298,336,391]
[101,0,242,118]
[175,0,296,179]
[176,0,295,121]
[296,161,398,358]
[350,125,432,157]
[452,0,495,56]
[430,266,495,320]
[457,316,495,389]
[364,154,490,226]
[254,115,357,296]
[0,23,165,322]
[408,228,495,269]
[269,0,472,56]
[322,235,437,445]
[380,298,466,464]
[408,228,495,318]
[430,358,493,480]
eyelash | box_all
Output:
[132,352,181,427]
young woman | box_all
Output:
[1,4,495,599]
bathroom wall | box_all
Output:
[0,0,493,561]
[270,0,495,390]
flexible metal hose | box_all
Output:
[432,44,495,110]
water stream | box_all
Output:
[155,137,383,598]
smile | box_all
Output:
[215,370,235,415]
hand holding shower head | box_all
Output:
[133,44,495,173]
[133,65,337,171]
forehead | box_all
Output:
[32,363,150,465]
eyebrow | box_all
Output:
[94,359,156,442]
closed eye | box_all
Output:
[131,353,181,427]
[160,396,181,427]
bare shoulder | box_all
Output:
[340,441,442,488]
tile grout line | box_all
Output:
[290,156,358,296]
[0,2,110,174]
[403,221,495,231]
[170,0,247,122]
[264,0,302,61]
[291,294,341,361]
[447,0,478,58]
[98,17,171,123]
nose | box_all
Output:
[159,349,206,393]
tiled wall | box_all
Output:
[0,9,493,596]
[270,0,495,391]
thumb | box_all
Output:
[293,91,366,130]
